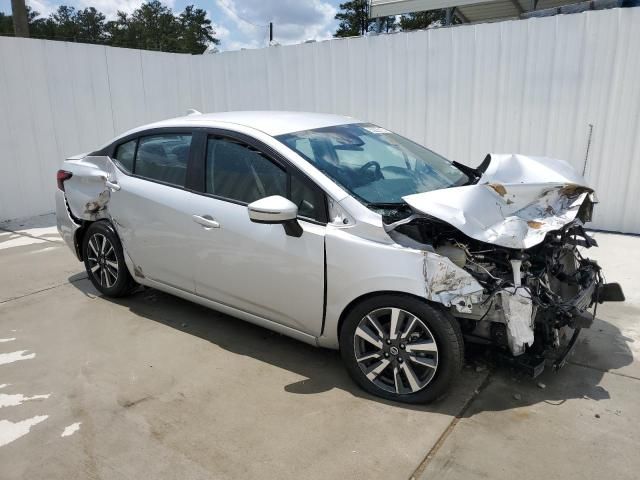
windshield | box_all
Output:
[276,123,469,206]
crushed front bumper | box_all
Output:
[497,277,625,377]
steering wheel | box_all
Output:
[359,160,383,180]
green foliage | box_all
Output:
[0,12,12,35]
[107,0,181,51]
[399,11,461,30]
[0,1,218,54]
[75,7,108,43]
[334,0,370,37]
[179,5,218,54]
[334,0,397,37]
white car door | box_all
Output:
[106,131,199,292]
[189,133,326,336]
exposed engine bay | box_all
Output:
[380,154,625,376]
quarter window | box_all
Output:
[291,174,325,221]
[113,139,136,173]
[206,137,286,204]
[135,134,192,187]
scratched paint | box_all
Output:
[0,415,48,447]
[0,351,36,366]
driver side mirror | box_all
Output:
[247,195,303,237]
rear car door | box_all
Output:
[188,132,327,336]
[107,129,201,292]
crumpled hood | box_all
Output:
[402,154,595,249]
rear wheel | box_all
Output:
[340,294,463,404]
[83,221,136,297]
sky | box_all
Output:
[0,0,345,51]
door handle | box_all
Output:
[105,180,121,191]
[192,214,220,229]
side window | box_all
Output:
[291,173,326,222]
[206,137,286,204]
[135,134,191,187]
[113,139,136,173]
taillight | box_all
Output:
[57,170,73,191]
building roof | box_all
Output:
[369,0,611,23]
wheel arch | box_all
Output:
[73,220,90,260]
[78,219,137,281]
[336,291,445,347]
[74,218,112,261]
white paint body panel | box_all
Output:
[108,172,200,291]
[320,226,484,349]
[187,193,325,336]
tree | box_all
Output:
[399,10,461,30]
[334,0,396,37]
[106,11,141,49]
[334,0,369,37]
[129,0,180,51]
[0,6,52,38]
[107,2,217,53]
[30,8,58,40]
[75,7,107,43]
[51,6,79,40]
[1,1,218,54]
[0,12,13,35]
[178,5,218,54]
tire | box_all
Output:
[340,294,463,404]
[83,221,137,297]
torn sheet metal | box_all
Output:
[498,288,535,356]
[62,155,116,220]
[402,154,595,249]
[422,252,484,312]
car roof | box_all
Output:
[138,111,360,137]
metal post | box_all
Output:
[269,22,273,43]
[445,7,452,26]
[11,0,30,38]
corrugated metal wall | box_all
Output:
[1,7,639,232]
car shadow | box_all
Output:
[459,303,638,417]
[69,276,636,417]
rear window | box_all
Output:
[113,134,192,187]
[136,135,191,187]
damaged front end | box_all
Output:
[383,154,625,377]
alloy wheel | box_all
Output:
[353,307,439,395]
[87,233,119,288]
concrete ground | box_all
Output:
[0,214,638,480]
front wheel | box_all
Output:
[340,294,463,404]
[83,221,137,297]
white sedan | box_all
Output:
[56,111,623,403]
